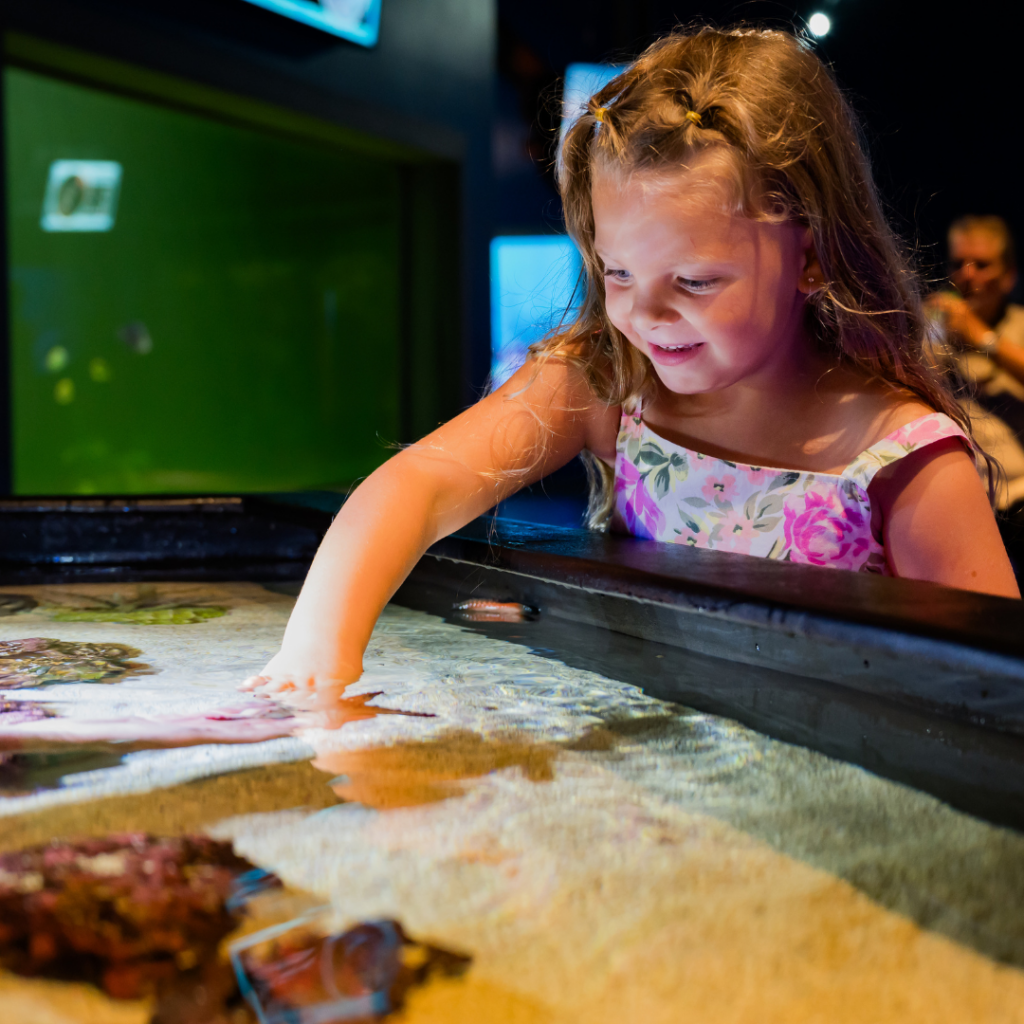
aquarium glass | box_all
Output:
[6,67,403,494]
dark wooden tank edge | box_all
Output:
[430,518,1024,662]
[5,491,1022,656]
[4,492,1024,829]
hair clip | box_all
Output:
[594,107,607,123]
[684,110,703,127]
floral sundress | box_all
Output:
[612,404,969,574]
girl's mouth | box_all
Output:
[648,341,704,366]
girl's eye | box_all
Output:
[603,268,630,282]
[679,277,718,293]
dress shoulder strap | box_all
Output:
[843,412,971,490]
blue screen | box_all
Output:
[489,236,581,387]
[488,64,624,388]
[240,0,381,47]
[560,62,624,144]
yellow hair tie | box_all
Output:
[685,109,703,127]
[594,106,607,123]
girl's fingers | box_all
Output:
[238,674,299,694]
[240,671,339,695]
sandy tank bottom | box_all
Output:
[0,581,1023,1023]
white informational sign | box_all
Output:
[40,160,123,233]
[240,0,381,47]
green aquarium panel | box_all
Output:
[6,66,404,494]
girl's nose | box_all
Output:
[631,288,681,331]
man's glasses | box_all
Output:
[949,258,997,273]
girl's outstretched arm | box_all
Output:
[874,439,1020,598]
[243,357,615,700]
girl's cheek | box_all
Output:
[604,294,629,335]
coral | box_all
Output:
[0,638,143,688]
[0,833,259,1014]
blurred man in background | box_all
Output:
[927,216,1024,508]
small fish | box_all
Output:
[117,321,152,354]
[453,599,536,623]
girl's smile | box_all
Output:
[592,152,820,396]
[646,340,705,366]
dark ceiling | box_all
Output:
[495,0,1022,283]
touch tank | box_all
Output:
[1,496,1023,1022]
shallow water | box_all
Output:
[0,582,1022,1023]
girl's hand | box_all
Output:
[241,357,612,710]
[924,292,992,349]
[240,644,362,703]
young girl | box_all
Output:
[245,27,1018,700]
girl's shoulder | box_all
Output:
[827,366,948,453]
[869,397,950,444]
[849,391,971,494]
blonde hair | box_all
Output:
[533,26,981,525]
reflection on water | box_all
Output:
[0,748,126,796]
[0,584,1023,1022]
[313,731,557,808]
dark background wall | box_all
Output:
[496,0,1023,287]
[4,0,1019,428]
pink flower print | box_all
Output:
[614,456,666,539]
[742,466,770,485]
[621,412,645,442]
[711,508,759,555]
[782,487,869,570]
[700,473,738,505]
[888,413,965,451]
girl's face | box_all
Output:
[592,153,819,396]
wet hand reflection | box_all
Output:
[257,684,434,733]
[311,732,557,809]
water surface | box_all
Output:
[0,582,1022,1023]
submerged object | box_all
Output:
[0,698,54,723]
[0,834,260,1001]
[50,605,225,625]
[0,637,143,687]
[43,585,226,625]
[453,599,537,623]
[116,320,152,354]
[0,594,38,617]
[232,915,471,1022]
